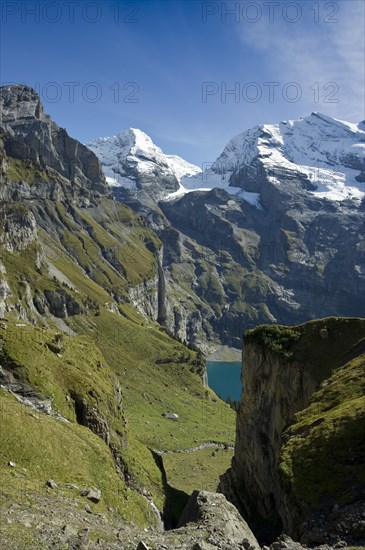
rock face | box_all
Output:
[220,317,365,546]
[0,84,109,202]
[0,85,162,328]
[0,269,12,317]
[220,331,317,540]
[38,289,83,318]
[0,202,38,252]
[90,115,365,350]
[71,393,110,445]
[128,275,159,320]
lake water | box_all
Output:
[206,361,242,401]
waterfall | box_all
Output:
[145,496,164,532]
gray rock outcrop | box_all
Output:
[0,202,38,252]
[0,84,110,201]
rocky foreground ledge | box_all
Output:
[0,486,350,550]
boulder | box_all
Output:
[178,491,260,550]
[46,479,58,489]
[80,487,101,503]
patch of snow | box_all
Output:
[165,154,201,180]
[105,176,118,186]
[333,117,362,134]
[165,168,262,208]
[106,175,137,190]
[227,188,262,207]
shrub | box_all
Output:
[244,324,301,359]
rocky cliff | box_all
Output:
[220,317,365,546]
[0,85,170,327]
[0,84,109,204]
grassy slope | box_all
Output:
[0,321,120,427]
[5,157,52,185]
[69,310,235,452]
[163,447,234,495]
[0,320,166,517]
[73,308,236,518]
[0,391,133,518]
[0,389,162,549]
[51,199,158,291]
[0,196,236,534]
[280,352,365,506]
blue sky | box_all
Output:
[1,0,364,165]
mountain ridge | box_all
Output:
[88,111,365,349]
[0,84,109,201]
[88,112,364,204]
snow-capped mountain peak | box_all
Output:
[117,128,158,157]
[210,112,365,203]
[213,113,364,170]
[86,129,201,196]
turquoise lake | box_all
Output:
[206,361,242,401]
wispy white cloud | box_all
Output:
[238,0,364,121]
